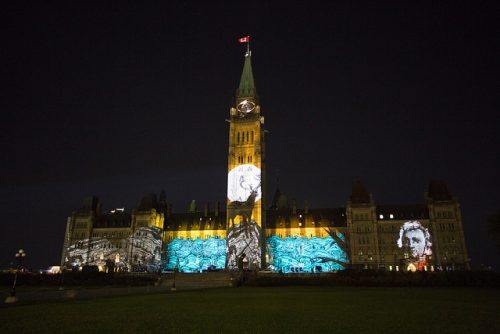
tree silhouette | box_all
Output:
[320,227,351,268]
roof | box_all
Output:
[164,212,227,231]
[136,193,159,211]
[270,187,288,210]
[162,207,348,231]
[266,207,347,229]
[93,211,132,228]
[75,196,99,214]
[428,180,453,201]
[236,53,257,99]
[350,179,371,204]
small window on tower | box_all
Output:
[251,131,254,143]
[246,132,249,142]
[237,132,240,144]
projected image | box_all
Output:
[65,239,90,268]
[64,226,163,272]
[397,221,432,271]
[65,238,128,271]
[226,221,261,270]
[88,238,128,270]
[128,226,163,272]
[227,164,261,203]
[267,236,348,273]
[227,164,261,226]
[165,237,226,273]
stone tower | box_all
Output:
[226,46,266,270]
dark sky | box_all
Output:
[1,2,498,269]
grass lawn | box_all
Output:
[1,287,499,333]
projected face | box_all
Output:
[227,164,261,202]
[397,221,432,269]
[405,229,426,257]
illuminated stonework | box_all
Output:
[267,236,348,273]
[62,47,471,273]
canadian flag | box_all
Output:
[238,36,250,43]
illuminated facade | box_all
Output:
[225,49,266,269]
[61,48,470,272]
[61,194,165,272]
[347,179,469,271]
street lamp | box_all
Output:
[5,249,26,303]
[171,259,179,291]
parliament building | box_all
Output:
[61,48,470,273]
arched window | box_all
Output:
[246,132,249,142]
[237,132,240,144]
[251,131,254,143]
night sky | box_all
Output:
[2,2,498,269]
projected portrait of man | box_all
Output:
[397,221,432,271]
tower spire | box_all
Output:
[237,45,257,100]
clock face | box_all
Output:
[227,164,261,202]
[237,100,255,114]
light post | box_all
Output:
[171,259,179,291]
[5,249,26,303]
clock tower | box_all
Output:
[226,46,266,270]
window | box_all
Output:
[251,131,254,143]
[246,132,249,142]
[237,132,240,144]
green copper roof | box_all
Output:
[237,54,257,99]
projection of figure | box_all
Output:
[227,165,261,226]
[267,236,348,273]
[165,237,226,273]
[226,163,262,269]
[226,221,261,270]
[397,221,432,271]
[227,164,262,203]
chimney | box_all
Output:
[304,200,309,214]
[167,203,172,217]
[292,198,297,214]
[204,202,209,217]
[188,200,196,213]
[215,201,220,217]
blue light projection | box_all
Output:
[267,236,348,273]
[165,237,226,273]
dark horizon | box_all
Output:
[1,2,498,270]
